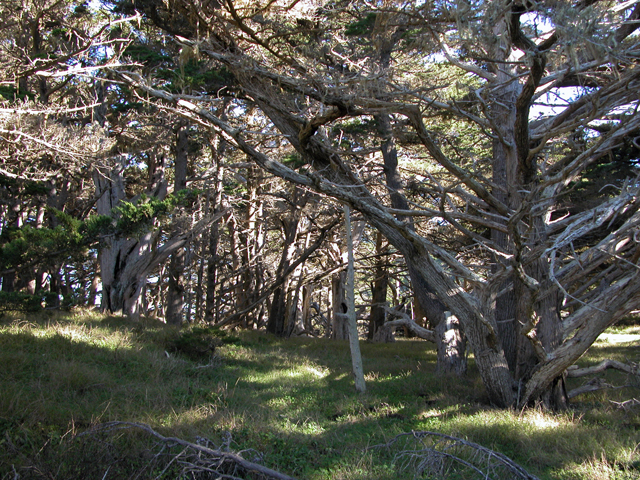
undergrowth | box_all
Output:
[0,310,638,479]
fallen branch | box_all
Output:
[567,378,615,399]
[567,359,638,377]
[610,398,640,411]
[372,431,540,480]
[82,422,297,480]
[567,376,637,399]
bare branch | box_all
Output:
[567,359,638,378]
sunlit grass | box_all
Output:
[0,310,639,479]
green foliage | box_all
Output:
[113,189,197,237]
[110,99,144,115]
[158,60,235,94]
[123,44,172,66]
[0,291,45,313]
[0,173,49,197]
[72,2,90,17]
[568,141,640,209]
[282,153,307,170]
[0,189,199,276]
[333,118,378,137]
[0,85,34,102]
[0,210,112,273]
[345,13,377,36]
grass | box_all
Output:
[0,310,638,479]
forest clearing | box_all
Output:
[1,310,639,479]
[2,0,640,477]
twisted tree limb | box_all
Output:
[377,305,436,342]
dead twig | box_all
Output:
[371,431,541,480]
[81,422,297,480]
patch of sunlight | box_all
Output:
[180,403,219,423]
[267,395,295,409]
[596,332,640,344]
[522,410,561,429]
[304,365,329,378]
[298,420,324,435]
[558,457,625,480]
[247,366,328,385]
[278,416,325,436]
[418,408,443,420]
[365,372,396,382]
[58,325,91,342]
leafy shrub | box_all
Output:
[166,326,240,361]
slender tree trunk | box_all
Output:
[368,231,388,340]
[204,133,226,324]
[344,205,366,393]
[166,124,189,325]
[195,235,206,322]
[302,283,313,332]
[331,270,348,340]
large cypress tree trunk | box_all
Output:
[483,16,567,408]
[95,152,168,318]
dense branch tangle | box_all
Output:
[106,0,640,408]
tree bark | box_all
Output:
[435,312,467,376]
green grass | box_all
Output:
[0,310,639,479]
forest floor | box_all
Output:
[0,310,639,480]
